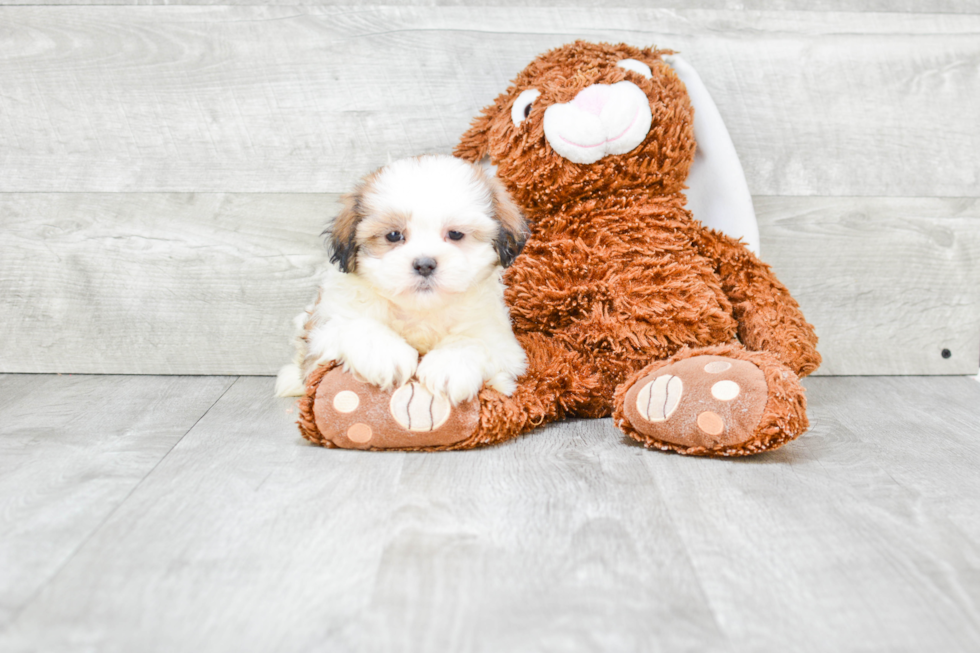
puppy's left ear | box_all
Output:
[488,177,529,268]
[326,190,365,273]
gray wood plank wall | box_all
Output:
[1,5,978,375]
[1,1,978,11]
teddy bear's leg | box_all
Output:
[612,343,809,457]
[298,333,602,451]
[692,228,821,378]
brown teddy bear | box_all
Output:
[297,40,820,456]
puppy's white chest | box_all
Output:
[388,310,450,354]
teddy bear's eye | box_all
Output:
[511,89,541,127]
[385,231,404,243]
[616,59,652,79]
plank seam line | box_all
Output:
[2,375,241,628]
[648,467,734,648]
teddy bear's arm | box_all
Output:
[693,228,821,377]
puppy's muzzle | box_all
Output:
[412,257,437,278]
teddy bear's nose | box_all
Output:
[570,84,615,117]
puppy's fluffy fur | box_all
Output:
[276,155,529,404]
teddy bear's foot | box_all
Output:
[297,334,602,451]
[614,346,809,456]
[299,366,480,450]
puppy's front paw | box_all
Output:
[417,347,485,405]
[342,337,419,391]
[486,372,518,396]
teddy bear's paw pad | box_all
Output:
[389,383,452,431]
[313,369,479,450]
[634,374,683,422]
[623,355,768,450]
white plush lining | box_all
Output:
[664,55,760,256]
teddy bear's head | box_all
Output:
[455,41,696,210]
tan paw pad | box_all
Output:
[346,423,373,443]
[312,369,480,450]
[710,380,740,401]
[622,355,768,450]
[697,411,724,436]
[333,390,360,413]
[390,383,451,432]
[635,374,683,422]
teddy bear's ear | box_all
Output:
[326,191,364,273]
[454,108,494,163]
[488,175,529,268]
[663,54,760,256]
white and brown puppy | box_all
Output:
[276,155,529,405]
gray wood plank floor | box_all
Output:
[0,375,236,630]
[1,374,979,652]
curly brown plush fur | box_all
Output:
[298,363,337,447]
[299,40,819,456]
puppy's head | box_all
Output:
[328,155,527,306]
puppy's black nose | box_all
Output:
[412,257,437,277]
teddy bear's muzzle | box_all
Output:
[542,81,653,165]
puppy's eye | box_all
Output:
[385,231,404,243]
[511,89,541,127]
[447,230,465,241]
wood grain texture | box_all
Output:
[1,374,979,651]
[758,196,980,376]
[640,375,980,651]
[2,193,977,375]
[0,373,234,630]
[0,193,331,374]
[2,0,978,12]
[0,6,977,195]
[355,421,724,653]
[0,377,416,653]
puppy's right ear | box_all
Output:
[454,108,494,163]
[326,191,364,273]
[488,176,529,269]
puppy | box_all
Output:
[275,155,529,405]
